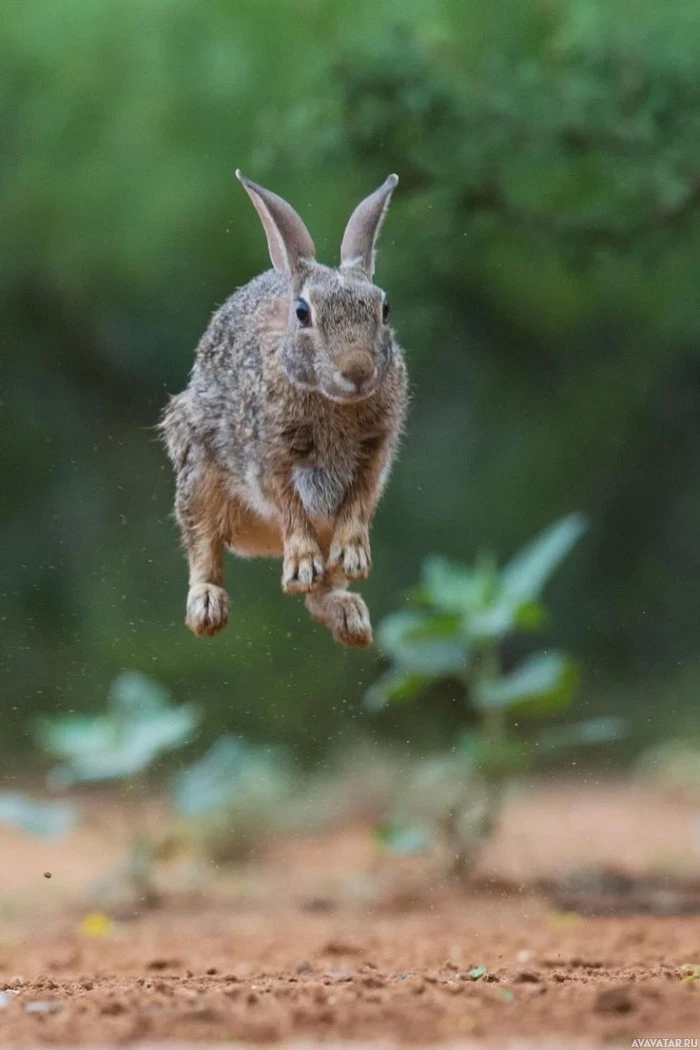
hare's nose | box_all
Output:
[337,354,376,393]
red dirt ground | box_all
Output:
[0,779,698,1048]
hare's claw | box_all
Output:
[186,583,230,637]
[283,539,325,594]
[323,592,373,648]
[328,529,372,580]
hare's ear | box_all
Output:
[340,174,398,277]
[236,171,316,275]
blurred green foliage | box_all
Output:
[29,672,293,900]
[38,671,199,787]
[369,514,624,873]
[368,514,586,712]
[3,0,700,761]
[173,735,295,864]
[0,793,76,839]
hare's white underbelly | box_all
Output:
[229,467,281,558]
[241,464,277,520]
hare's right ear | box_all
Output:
[236,171,315,275]
[340,174,398,277]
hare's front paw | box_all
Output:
[325,592,373,649]
[329,526,372,580]
[186,583,230,637]
[282,537,325,594]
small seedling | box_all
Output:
[172,734,295,864]
[368,514,624,876]
[2,671,292,905]
[37,671,199,789]
[36,671,199,905]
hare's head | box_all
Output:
[237,171,398,403]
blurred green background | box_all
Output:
[3,0,700,762]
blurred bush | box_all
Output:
[2,0,700,760]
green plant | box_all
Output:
[172,734,295,864]
[37,672,199,788]
[368,514,624,875]
[36,671,199,905]
[32,672,294,901]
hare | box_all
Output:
[161,171,408,648]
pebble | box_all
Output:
[25,1001,61,1014]
[515,969,541,983]
[595,986,634,1014]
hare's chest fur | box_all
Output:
[292,462,349,521]
[240,459,348,524]
[287,411,362,522]
[235,411,360,527]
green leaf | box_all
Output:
[38,673,200,785]
[376,610,426,657]
[468,966,487,980]
[501,513,587,605]
[375,822,431,855]
[364,669,432,710]
[109,671,172,716]
[376,610,467,677]
[36,716,119,762]
[419,555,493,614]
[477,652,579,715]
[401,612,464,643]
[515,600,547,631]
[468,600,518,642]
[0,794,77,838]
[466,595,545,645]
[114,703,199,767]
[537,716,626,752]
[173,735,292,818]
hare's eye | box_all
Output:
[382,296,390,323]
[295,298,311,327]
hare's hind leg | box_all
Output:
[175,471,231,638]
[305,566,373,649]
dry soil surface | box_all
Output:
[0,780,697,1049]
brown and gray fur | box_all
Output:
[160,172,408,647]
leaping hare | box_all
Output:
[161,172,408,648]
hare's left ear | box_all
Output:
[340,174,398,277]
[236,170,316,275]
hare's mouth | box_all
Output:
[321,368,378,404]
[321,384,377,405]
